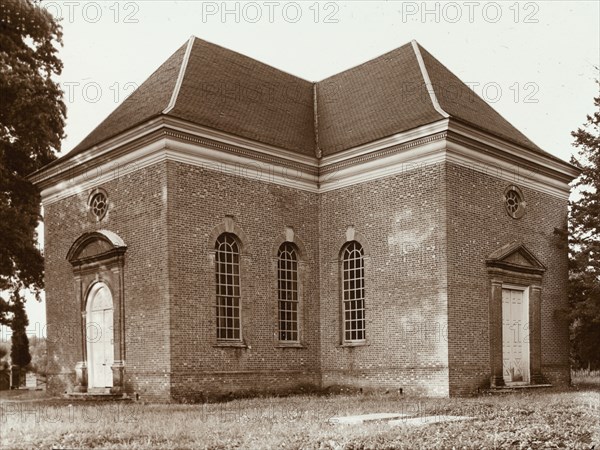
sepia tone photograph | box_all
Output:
[0,0,599,448]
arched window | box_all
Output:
[342,241,365,342]
[215,233,241,341]
[277,243,299,342]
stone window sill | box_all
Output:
[339,341,368,348]
[213,342,248,348]
[275,342,305,348]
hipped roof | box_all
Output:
[61,37,550,164]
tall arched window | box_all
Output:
[215,233,241,341]
[277,243,299,342]
[342,241,365,342]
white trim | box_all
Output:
[40,140,169,206]
[39,131,574,206]
[320,138,446,192]
[163,117,318,167]
[31,117,166,186]
[411,40,449,118]
[447,121,579,180]
[502,283,528,291]
[31,116,319,190]
[320,119,449,166]
[32,116,577,199]
[163,36,195,114]
[445,141,572,199]
[164,139,319,193]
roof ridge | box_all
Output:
[416,44,547,154]
[411,40,449,119]
[313,83,321,159]
[163,36,195,114]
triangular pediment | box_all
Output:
[486,242,546,274]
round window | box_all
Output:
[88,190,108,221]
[503,185,526,219]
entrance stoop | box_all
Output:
[65,390,132,401]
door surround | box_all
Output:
[67,230,127,393]
[486,242,546,387]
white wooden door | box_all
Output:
[502,288,530,384]
[87,284,114,388]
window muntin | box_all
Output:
[215,233,241,341]
[504,185,526,219]
[506,190,520,214]
[342,241,365,342]
[277,243,299,342]
[89,191,108,221]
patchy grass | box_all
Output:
[1,387,599,449]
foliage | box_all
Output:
[27,335,47,375]
[0,0,65,326]
[0,0,64,377]
[9,301,31,367]
[568,79,600,369]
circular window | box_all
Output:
[503,185,526,219]
[88,189,108,221]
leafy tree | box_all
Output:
[27,335,47,375]
[0,0,65,354]
[10,303,31,367]
[568,80,600,369]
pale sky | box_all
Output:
[9,0,600,339]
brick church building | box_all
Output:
[30,37,579,400]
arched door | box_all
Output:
[86,283,114,389]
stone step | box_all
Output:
[328,413,474,427]
[484,383,553,394]
[388,415,474,427]
[64,392,133,402]
[328,413,409,424]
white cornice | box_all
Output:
[163,117,318,167]
[36,117,578,205]
[30,117,166,186]
[30,116,319,190]
[164,139,319,193]
[445,141,571,198]
[320,137,447,192]
[39,139,169,205]
[446,121,579,181]
[320,119,450,166]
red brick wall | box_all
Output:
[445,162,570,395]
[165,161,322,400]
[43,162,172,400]
[42,156,571,400]
[318,162,450,397]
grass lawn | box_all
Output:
[1,386,598,449]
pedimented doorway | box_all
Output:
[487,242,547,388]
